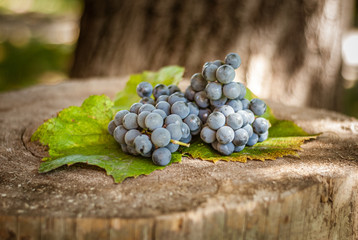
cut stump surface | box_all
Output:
[0,78,358,240]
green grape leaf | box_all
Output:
[32,66,184,183]
[182,88,317,162]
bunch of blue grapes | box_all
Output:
[108,82,202,166]
[200,102,269,155]
[185,52,270,155]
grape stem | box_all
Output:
[170,139,190,147]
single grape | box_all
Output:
[137,111,151,129]
[210,96,227,108]
[227,99,243,112]
[136,82,153,98]
[233,128,249,146]
[234,145,245,152]
[152,109,167,119]
[113,125,128,144]
[168,92,187,105]
[215,105,235,117]
[216,64,235,84]
[244,109,255,124]
[249,98,267,116]
[184,114,202,132]
[237,82,246,99]
[246,133,259,146]
[151,128,171,147]
[140,97,155,105]
[181,122,191,138]
[155,101,171,116]
[187,102,200,116]
[130,102,143,114]
[108,120,116,135]
[184,86,196,101]
[180,134,192,143]
[134,135,152,155]
[138,104,155,114]
[156,95,169,103]
[152,148,171,166]
[205,82,222,100]
[241,99,250,109]
[225,53,241,69]
[166,142,179,153]
[122,113,138,130]
[153,84,170,99]
[190,73,207,92]
[216,126,235,144]
[114,110,129,126]
[165,114,183,126]
[207,112,226,130]
[194,91,210,108]
[252,117,269,134]
[202,63,218,82]
[145,112,163,131]
[171,101,190,119]
[223,82,241,99]
[217,142,235,156]
[166,123,183,140]
[237,110,249,126]
[124,129,141,146]
[200,126,216,143]
[198,108,211,123]
[242,124,253,137]
[168,84,181,94]
[258,131,269,142]
[226,113,243,130]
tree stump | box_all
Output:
[0,78,358,240]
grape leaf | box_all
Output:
[181,89,317,162]
[32,66,184,183]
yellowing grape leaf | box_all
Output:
[181,89,317,162]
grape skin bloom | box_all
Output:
[190,73,207,91]
[225,53,241,69]
[200,126,216,144]
[205,82,222,100]
[134,135,152,155]
[216,64,235,84]
[207,112,226,130]
[136,82,153,98]
[151,128,171,147]
[171,101,190,119]
[223,82,240,99]
[216,126,235,144]
[145,112,163,131]
[152,148,172,166]
[123,113,138,130]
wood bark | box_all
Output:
[71,0,351,111]
[1,78,358,239]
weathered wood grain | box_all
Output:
[0,78,357,239]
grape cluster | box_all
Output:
[108,52,270,165]
[108,82,202,166]
[185,52,269,155]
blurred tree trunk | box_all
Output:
[71,0,352,110]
